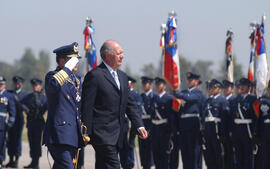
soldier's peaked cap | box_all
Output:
[186,72,200,80]
[0,76,6,84]
[53,42,81,58]
[154,77,166,84]
[141,76,154,84]
[12,76,24,83]
[128,76,136,83]
[30,78,42,85]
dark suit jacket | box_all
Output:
[81,62,144,147]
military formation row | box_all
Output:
[0,76,47,169]
[120,73,270,169]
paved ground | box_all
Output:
[4,142,206,169]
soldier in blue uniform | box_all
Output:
[43,42,86,169]
[222,79,236,169]
[230,78,257,169]
[139,76,155,169]
[5,76,27,168]
[152,77,173,169]
[175,72,204,169]
[203,79,229,169]
[21,78,47,169]
[0,76,16,169]
[259,80,270,169]
[119,76,142,169]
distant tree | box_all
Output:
[140,63,157,78]
[12,48,50,92]
[179,56,192,90]
[0,62,16,89]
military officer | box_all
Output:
[152,77,173,169]
[230,78,257,169]
[203,79,229,169]
[21,78,47,169]
[0,76,16,169]
[43,42,86,169]
[119,76,142,169]
[6,76,27,168]
[139,76,155,169]
[222,79,236,169]
[258,80,270,169]
[175,72,204,169]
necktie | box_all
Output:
[112,71,120,90]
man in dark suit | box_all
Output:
[81,40,148,169]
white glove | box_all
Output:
[65,57,79,71]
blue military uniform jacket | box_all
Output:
[0,89,16,130]
[8,89,27,124]
[203,94,229,138]
[141,91,156,130]
[21,91,47,128]
[258,97,270,139]
[231,94,257,139]
[176,87,204,131]
[152,92,174,131]
[43,67,84,148]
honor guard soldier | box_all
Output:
[43,42,86,169]
[231,78,257,169]
[175,72,204,169]
[6,76,27,168]
[235,80,242,96]
[222,80,236,169]
[119,76,142,169]
[139,76,155,169]
[0,76,16,169]
[21,78,47,169]
[152,77,173,169]
[258,80,270,169]
[203,79,229,169]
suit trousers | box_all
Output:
[93,144,120,169]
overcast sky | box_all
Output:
[1,0,270,76]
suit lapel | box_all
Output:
[100,63,120,92]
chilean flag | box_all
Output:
[255,22,269,97]
[248,29,256,82]
[83,25,97,70]
[163,15,180,90]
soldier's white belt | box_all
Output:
[234,119,252,124]
[264,119,270,124]
[142,114,151,119]
[181,114,199,119]
[205,117,221,123]
[0,112,7,117]
[152,119,168,125]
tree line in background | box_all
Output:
[0,48,50,92]
[0,48,243,94]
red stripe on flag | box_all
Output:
[164,50,179,90]
[253,100,260,117]
[172,96,182,112]
[248,70,254,82]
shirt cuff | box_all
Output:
[137,127,145,132]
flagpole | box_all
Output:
[85,17,92,73]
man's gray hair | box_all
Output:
[100,42,114,60]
